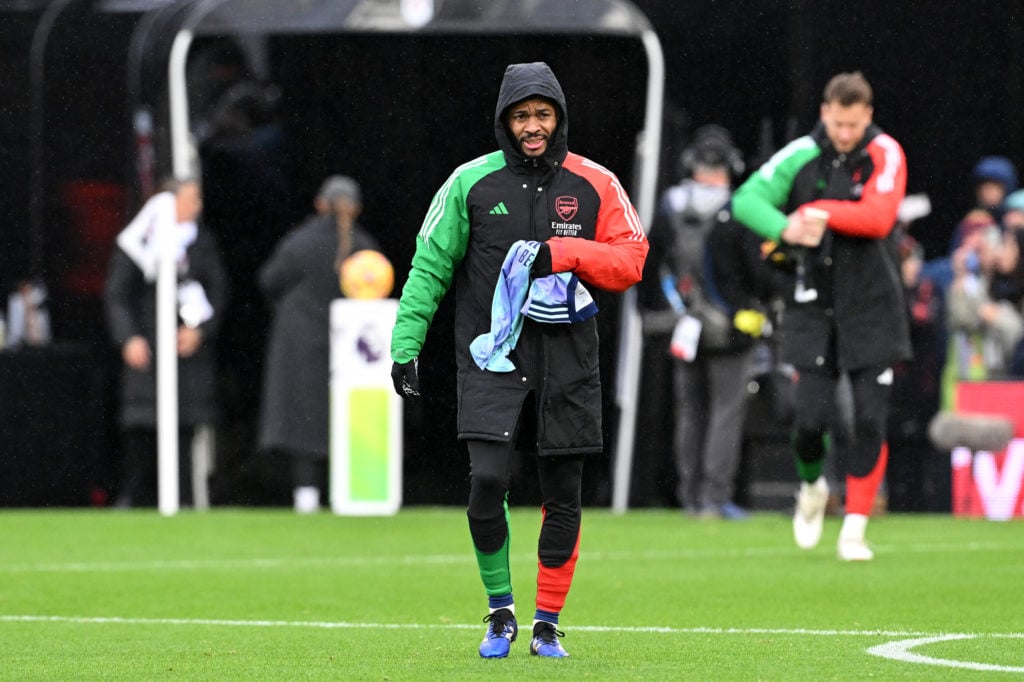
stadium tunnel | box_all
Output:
[4,0,664,507]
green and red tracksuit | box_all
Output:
[391,63,647,615]
[731,121,910,513]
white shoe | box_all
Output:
[837,513,873,561]
[793,477,829,549]
[838,537,874,561]
[293,486,321,514]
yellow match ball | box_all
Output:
[340,249,395,299]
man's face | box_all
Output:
[976,181,1007,211]
[175,182,203,223]
[505,97,558,157]
[333,197,362,222]
[1005,208,1024,231]
[820,101,873,154]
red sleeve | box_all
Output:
[804,133,907,239]
[548,153,649,293]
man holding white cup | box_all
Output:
[731,71,910,561]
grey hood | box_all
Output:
[494,62,569,166]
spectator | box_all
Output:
[951,156,1019,250]
[888,231,948,511]
[990,189,1024,306]
[257,175,380,513]
[104,178,228,508]
[946,210,1023,379]
[973,155,1017,212]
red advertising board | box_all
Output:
[953,382,1024,520]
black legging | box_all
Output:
[467,439,584,568]
[792,364,892,478]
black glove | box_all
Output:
[531,242,552,277]
[391,358,420,399]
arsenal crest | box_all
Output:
[555,196,578,221]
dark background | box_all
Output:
[0,0,1017,508]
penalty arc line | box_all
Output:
[866,635,1024,674]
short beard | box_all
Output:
[519,135,548,157]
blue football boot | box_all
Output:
[478,608,517,658]
[529,621,569,658]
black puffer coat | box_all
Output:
[391,62,648,455]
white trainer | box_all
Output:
[838,537,875,561]
[293,486,321,514]
[793,477,829,549]
[838,513,873,561]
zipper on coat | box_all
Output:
[528,169,550,451]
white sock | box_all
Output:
[293,486,320,514]
[839,513,868,541]
[490,604,514,615]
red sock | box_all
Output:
[535,527,581,614]
[846,441,889,516]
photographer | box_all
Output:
[639,124,775,520]
[947,209,1023,378]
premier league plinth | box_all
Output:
[329,298,402,515]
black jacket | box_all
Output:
[104,228,228,428]
[772,123,912,370]
[391,62,648,454]
[640,181,779,356]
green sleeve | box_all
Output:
[731,135,820,241]
[390,153,501,362]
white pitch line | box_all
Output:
[4,615,1021,673]
[1,615,1021,640]
[867,634,1024,673]
[0,554,474,573]
[0,541,1017,574]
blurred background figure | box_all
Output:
[639,124,775,520]
[945,209,1023,381]
[1000,190,1024,376]
[888,228,949,511]
[954,156,1019,248]
[191,39,291,506]
[992,189,1024,315]
[257,175,381,513]
[104,178,228,508]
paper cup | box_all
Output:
[799,206,829,246]
[801,206,830,225]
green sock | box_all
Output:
[795,456,823,483]
[474,498,512,596]
[793,433,826,483]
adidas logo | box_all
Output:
[489,202,509,215]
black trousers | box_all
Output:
[118,426,195,507]
[792,364,892,478]
[467,439,584,569]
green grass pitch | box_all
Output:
[1,508,1021,680]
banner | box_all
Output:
[329,299,402,515]
[952,382,1024,520]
